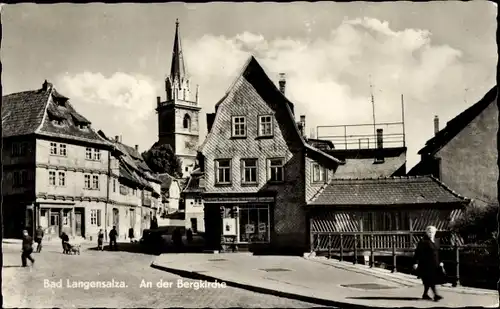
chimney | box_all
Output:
[278,73,286,95]
[434,115,439,135]
[157,96,161,107]
[42,80,53,92]
[135,145,139,152]
[375,128,385,163]
[115,135,119,142]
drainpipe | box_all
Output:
[105,147,112,242]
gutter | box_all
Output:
[105,149,112,242]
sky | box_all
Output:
[2,2,497,169]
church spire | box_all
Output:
[170,18,186,81]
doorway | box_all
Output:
[113,208,119,235]
[50,213,60,236]
[75,211,83,236]
[204,205,222,250]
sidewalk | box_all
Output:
[151,253,498,308]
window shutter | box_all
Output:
[97,210,101,226]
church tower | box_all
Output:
[156,19,201,178]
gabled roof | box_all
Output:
[418,86,497,155]
[308,175,469,206]
[201,56,343,165]
[183,168,205,193]
[2,82,110,147]
[2,89,50,137]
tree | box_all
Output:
[450,202,498,244]
[142,143,183,178]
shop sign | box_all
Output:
[223,218,236,236]
[245,224,255,234]
[258,223,267,233]
[204,196,274,203]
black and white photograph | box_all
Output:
[1,2,498,308]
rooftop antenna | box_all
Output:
[369,75,376,147]
[401,94,406,147]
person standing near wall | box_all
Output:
[34,226,44,253]
[21,230,35,267]
[109,226,118,251]
[413,226,444,301]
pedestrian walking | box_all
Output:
[109,226,118,251]
[35,226,44,253]
[128,227,135,243]
[97,229,104,251]
[60,231,70,254]
[186,228,193,244]
[413,225,444,302]
[21,230,35,267]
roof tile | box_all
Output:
[309,176,469,206]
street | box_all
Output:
[2,243,321,308]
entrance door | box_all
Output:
[113,208,119,235]
[75,211,83,236]
[50,213,60,236]
[204,205,222,250]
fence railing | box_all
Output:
[311,231,495,287]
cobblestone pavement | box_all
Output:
[2,244,323,308]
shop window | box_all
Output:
[238,205,270,243]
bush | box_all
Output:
[451,202,498,244]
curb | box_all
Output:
[307,258,497,296]
[150,262,490,309]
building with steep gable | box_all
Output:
[2,81,114,239]
[155,19,201,178]
[409,86,498,207]
[199,56,343,253]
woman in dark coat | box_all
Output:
[413,226,444,301]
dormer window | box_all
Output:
[78,123,88,130]
[52,119,64,126]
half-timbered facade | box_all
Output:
[2,81,113,239]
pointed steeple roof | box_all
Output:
[170,18,186,81]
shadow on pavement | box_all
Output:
[85,242,205,256]
[347,297,422,301]
[3,265,25,268]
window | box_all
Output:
[242,159,258,184]
[90,209,98,225]
[190,218,198,233]
[49,171,56,186]
[92,175,100,190]
[59,144,67,156]
[238,205,270,243]
[86,148,101,161]
[84,174,91,189]
[85,148,92,160]
[13,171,21,186]
[362,212,410,231]
[93,149,101,161]
[11,142,27,157]
[50,143,67,156]
[113,179,116,192]
[183,114,191,130]
[58,171,66,186]
[216,159,231,184]
[259,115,273,136]
[53,119,64,126]
[232,116,246,137]
[50,143,58,155]
[268,158,284,182]
[312,163,327,183]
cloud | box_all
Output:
[55,17,494,167]
[56,72,158,149]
